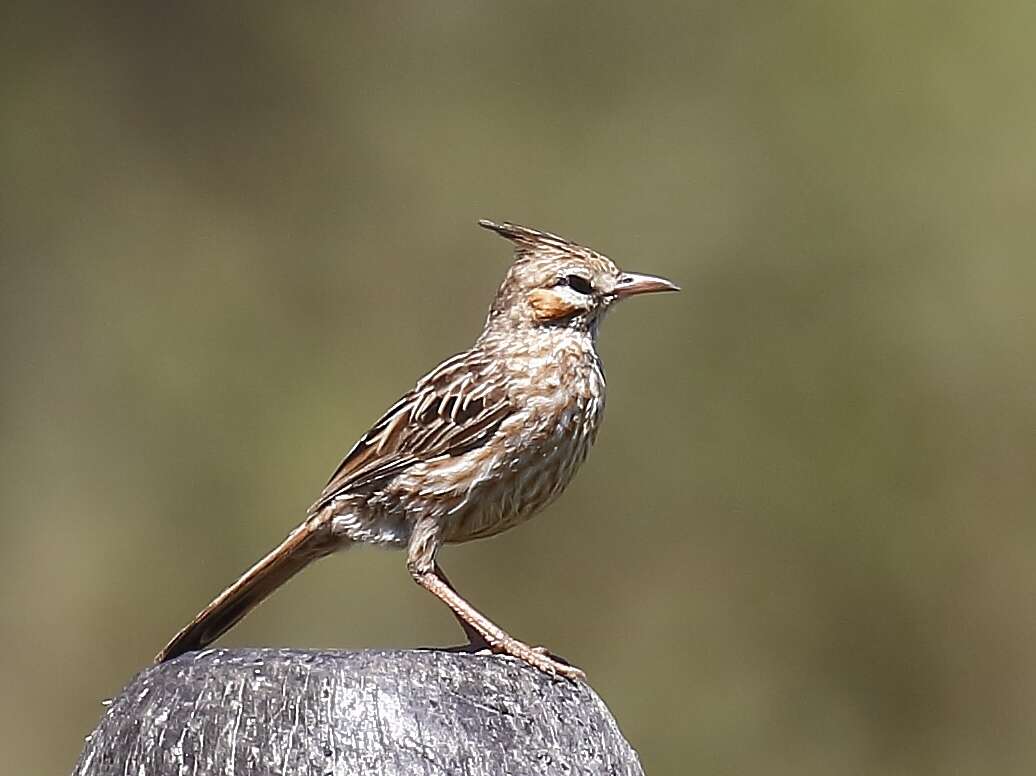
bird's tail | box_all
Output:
[155,514,343,663]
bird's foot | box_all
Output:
[492,636,585,681]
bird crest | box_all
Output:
[478,219,588,261]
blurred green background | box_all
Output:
[3,2,1036,774]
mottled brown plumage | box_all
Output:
[156,220,678,679]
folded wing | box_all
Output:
[311,354,513,511]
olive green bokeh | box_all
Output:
[4,3,1036,774]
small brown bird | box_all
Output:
[156,220,677,679]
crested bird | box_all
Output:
[156,219,678,679]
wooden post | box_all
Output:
[73,649,644,775]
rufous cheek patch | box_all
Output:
[527,289,580,322]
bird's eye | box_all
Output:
[557,274,594,295]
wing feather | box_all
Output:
[311,354,511,512]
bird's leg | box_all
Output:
[433,561,491,651]
[433,562,555,660]
[408,557,585,681]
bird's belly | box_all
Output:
[441,430,594,543]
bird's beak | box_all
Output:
[613,272,681,299]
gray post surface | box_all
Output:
[73,649,644,775]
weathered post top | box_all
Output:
[73,649,644,776]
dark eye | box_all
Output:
[558,274,594,295]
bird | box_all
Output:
[155,219,678,680]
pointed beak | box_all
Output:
[613,272,681,299]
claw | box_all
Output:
[489,637,585,682]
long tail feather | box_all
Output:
[155,515,341,662]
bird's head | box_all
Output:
[479,219,678,336]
